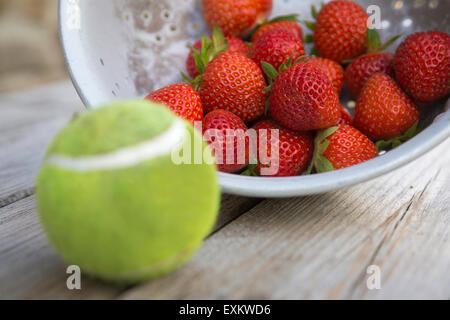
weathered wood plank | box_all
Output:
[0,82,83,208]
[0,82,261,299]
[347,165,450,299]
[0,194,260,299]
[0,196,119,299]
[1,82,449,299]
[120,139,450,300]
[0,82,260,207]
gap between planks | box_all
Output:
[0,82,262,299]
[119,138,450,300]
[1,82,449,299]
[0,194,262,299]
[1,138,448,299]
[0,82,84,209]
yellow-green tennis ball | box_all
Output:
[36,101,220,284]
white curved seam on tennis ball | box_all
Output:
[45,119,186,172]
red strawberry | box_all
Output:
[252,20,303,43]
[203,110,249,173]
[250,120,313,177]
[345,52,395,99]
[310,125,378,172]
[308,57,344,94]
[268,62,340,132]
[199,52,267,123]
[354,73,420,141]
[312,0,368,63]
[186,36,249,79]
[394,31,450,102]
[250,29,305,72]
[338,105,353,126]
[202,0,273,38]
[145,84,203,125]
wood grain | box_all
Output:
[0,194,261,299]
[0,196,121,300]
[0,83,261,299]
[0,82,449,299]
[0,82,82,208]
[121,139,450,300]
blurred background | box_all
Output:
[0,0,67,93]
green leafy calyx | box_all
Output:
[367,29,402,53]
[376,122,423,151]
[306,126,339,174]
[241,164,259,177]
[182,26,229,89]
[268,14,300,24]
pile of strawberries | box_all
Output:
[145,0,450,177]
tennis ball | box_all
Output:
[36,100,220,284]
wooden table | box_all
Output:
[1,82,449,300]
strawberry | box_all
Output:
[394,31,450,102]
[345,52,395,99]
[250,29,305,72]
[249,120,314,177]
[145,84,203,125]
[354,73,420,142]
[267,62,340,132]
[203,110,249,173]
[186,36,249,79]
[252,20,303,43]
[338,105,353,126]
[309,0,368,63]
[199,51,267,123]
[202,0,272,38]
[308,57,344,94]
[309,125,378,173]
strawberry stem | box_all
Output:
[367,29,382,53]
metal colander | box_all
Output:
[59,0,450,197]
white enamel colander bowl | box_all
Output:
[59,0,450,198]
